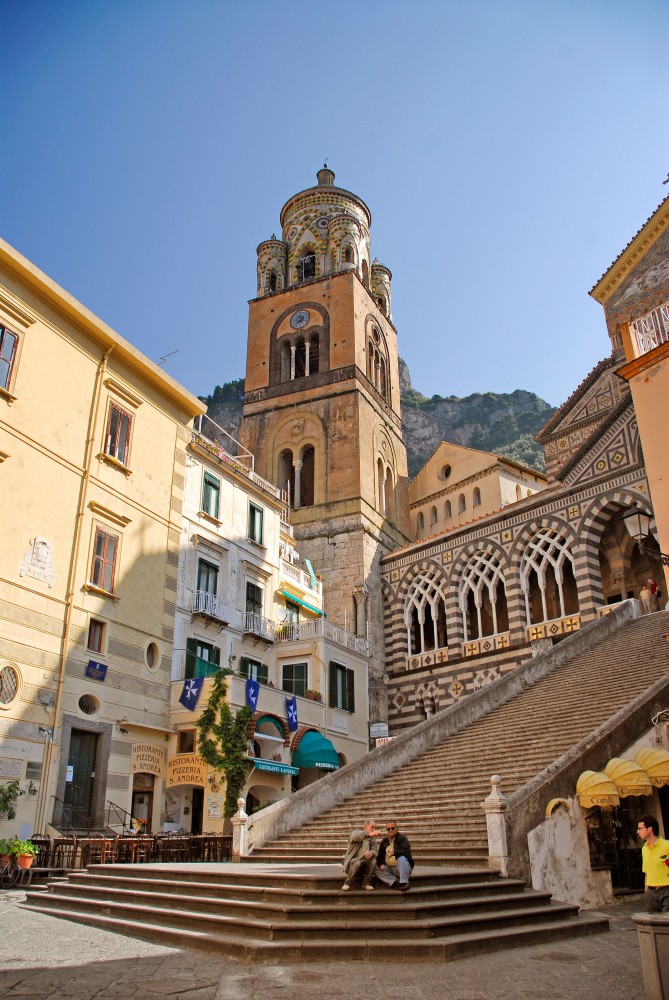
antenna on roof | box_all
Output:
[663,173,669,186]
[158,349,179,368]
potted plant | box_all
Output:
[9,838,38,869]
[0,838,12,863]
[305,689,321,701]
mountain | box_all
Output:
[200,362,556,481]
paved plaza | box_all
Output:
[0,887,647,1000]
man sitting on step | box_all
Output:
[375,819,414,892]
[341,818,379,891]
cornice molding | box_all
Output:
[590,200,669,304]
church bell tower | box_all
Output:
[240,166,410,721]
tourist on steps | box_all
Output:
[375,819,415,892]
[637,814,669,912]
[341,818,379,891]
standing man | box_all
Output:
[637,814,669,912]
[375,819,414,892]
[341,818,379,891]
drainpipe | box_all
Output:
[34,346,114,833]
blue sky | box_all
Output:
[2,0,668,407]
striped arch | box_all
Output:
[513,517,580,627]
[251,711,289,744]
[289,725,320,753]
[382,576,406,675]
[450,539,511,646]
[415,681,440,719]
[576,487,653,620]
[403,562,449,657]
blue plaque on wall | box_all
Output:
[85,660,108,682]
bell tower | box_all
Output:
[240,166,410,722]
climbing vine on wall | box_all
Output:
[196,669,253,818]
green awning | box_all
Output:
[292,731,339,771]
[278,590,324,617]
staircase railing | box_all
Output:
[105,800,137,834]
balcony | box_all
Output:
[275,618,368,656]
[279,558,322,599]
[631,300,669,358]
[191,414,288,505]
[243,611,275,643]
[192,590,235,627]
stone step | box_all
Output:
[22,899,608,962]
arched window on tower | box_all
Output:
[300,445,315,507]
[516,484,522,501]
[473,487,481,507]
[342,245,354,264]
[416,512,424,536]
[280,340,291,382]
[309,333,320,375]
[458,493,466,514]
[377,458,385,514]
[294,338,306,378]
[268,270,278,293]
[299,252,316,282]
[379,356,387,399]
[430,506,438,527]
[361,260,369,286]
[376,294,387,316]
[278,449,295,507]
[384,466,394,522]
[444,500,452,519]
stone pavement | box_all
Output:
[0,888,645,1000]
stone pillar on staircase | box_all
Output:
[232,797,248,861]
[483,774,509,877]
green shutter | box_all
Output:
[329,661,338,707]
[346,668,355,713]
[185,638,198,679]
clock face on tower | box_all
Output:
[290,310,310,329]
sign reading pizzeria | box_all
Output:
[166,753,207,788]
[130,743,166,777]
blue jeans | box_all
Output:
[375,856,412,886]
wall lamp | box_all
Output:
[622,506,669,567]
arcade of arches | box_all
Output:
[381,362,659,731]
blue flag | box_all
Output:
[286,695,298,733]
[179,676,204,711]
[246,677,260,712]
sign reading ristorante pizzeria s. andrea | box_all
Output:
[166,753,208,788]
[131,743,166,777]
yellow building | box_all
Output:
[167,414,371,832]
[590,192,669,588]
[0,238,205,838]
[410,441,548,539]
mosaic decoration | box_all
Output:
[525,615,581,642]
[565,405,639,487]
[473,666,500,690]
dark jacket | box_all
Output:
[377,833,414,870]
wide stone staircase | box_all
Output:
[248,610,669,866]
[22,863,608,961]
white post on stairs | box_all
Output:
[232,797,248,861]
[483,774,509,877]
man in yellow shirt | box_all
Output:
[637,814,669,912]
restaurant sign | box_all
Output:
[253,759,299,776]
[131,743,166,777]
[166,753,208,788]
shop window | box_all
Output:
[282,662,308,697]
[248,502,264,544]
[104,402,132,466]
[90,527,118,593]
[185,638,220,679]
[240,656,268,685]
[0,325,18,392]
[329,661,355,712]
[87,618,106,654]
[201,471,220,519]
